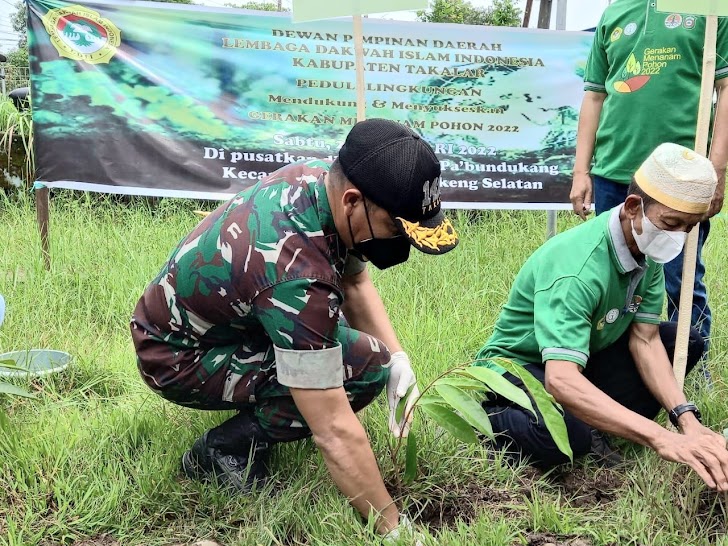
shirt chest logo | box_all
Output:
[606,308,620,324]
[665,14,682,29]
[597,296,643,331]
[626,295,643,314]
[597,308,620,330]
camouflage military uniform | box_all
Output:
[131,159,391,442]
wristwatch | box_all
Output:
[668,402,702,427]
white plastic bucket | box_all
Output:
[0,349,72,378]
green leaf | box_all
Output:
[460,367,536,417]
[404,433,418,483]
[0,360,29,372]
[435,384,493,439]
[416,394,445,406]
[0,381,36,398]
[436,376,489,391]
[494,358,573,461]
[395,383,416,424]
[421,403,478,444]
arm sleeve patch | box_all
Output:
[274,344,343,389]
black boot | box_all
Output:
[588,429,623,468]
[182,412,271,492]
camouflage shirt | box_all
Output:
[132,159,366,391]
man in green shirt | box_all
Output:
[570,0,728,355]
[478,144,728,491]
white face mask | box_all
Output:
[631,202,687,263]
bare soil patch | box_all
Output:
[70,538,224,546]
[545,467,624,508]
[411,481,525,530]
[524,533,593,546]
[72,537,119,546]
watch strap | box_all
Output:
[668,402,701,427]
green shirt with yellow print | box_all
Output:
[584,0,728,184]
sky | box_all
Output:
[0,0,610,56]
[371,0,610,30]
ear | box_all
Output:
[623,194,642,220]
[341,188,363,216]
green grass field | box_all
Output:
[2,192,728,546]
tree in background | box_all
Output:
[226,1,287,10]
[418,0,521,27]
[2,1,28,70]
[9,1,27,50]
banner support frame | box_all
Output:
[353,15,366,122]
[35,185,51,270]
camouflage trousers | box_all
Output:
[134,324,391,443]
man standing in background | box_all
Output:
[570,0,728,358]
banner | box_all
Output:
[28,0,592,209]
[656,0,728,16]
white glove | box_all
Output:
[386,351,420,438]
[382,514,425,545]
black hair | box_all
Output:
[329,158,345,184]
[329,159,381,210]
[627,178,658,210]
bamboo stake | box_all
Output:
[672,15,718,390]
[353,15,366,122]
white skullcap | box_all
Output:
[634,143,718,214]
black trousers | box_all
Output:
[485,322,705,467]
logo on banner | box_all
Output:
[42,5,121,64]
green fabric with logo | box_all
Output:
[584,0,728,184]
[476,208,665,372]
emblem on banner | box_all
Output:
[42,5,121,64]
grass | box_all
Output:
[1,191,728,545]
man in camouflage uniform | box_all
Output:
[131,119,458,537]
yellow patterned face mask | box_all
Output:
[396,216,459,254]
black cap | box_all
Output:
[338,119,458,255]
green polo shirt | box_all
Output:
[476,206,664,371]
[584,0,728,183]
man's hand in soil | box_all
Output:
[382,515,425,546]
[653,419,728,491]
